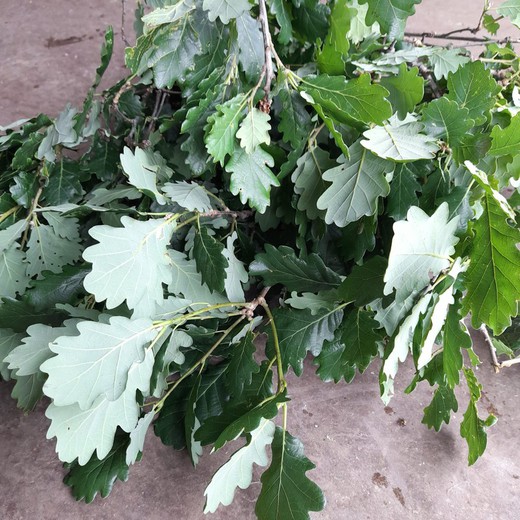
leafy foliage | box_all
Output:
[317,141,392,226]
[422,384,458,432]
[250,245,341,293]
[64,434,131,503]
[362,114,439,161]
[1,0,519,516]
[204,418,275,513]
[256,428,325,519]
[462,164,520,334]
[460,368,497,465]
[384,203,459,301]
[226,146,279,212]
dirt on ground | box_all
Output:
[1,1,519,519]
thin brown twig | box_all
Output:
[199,209,254,220]
[121,0,130,46]
[258,0,275,97]
[243,286,271,318]
[480,325,501,373]
[500,357,520,368]
[418,63,442,98]
[113,74,137,106]
[405,31,520,44]
[480,325,520,371]
[146,90,166,137]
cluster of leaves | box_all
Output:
[1,0,520,517]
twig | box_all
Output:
[500,357,520,368]
[113,74,136,106]
[146,90,166,137]
[259,298,286,393]
[405,31,520,45]
[121,0,130,46]
[258,0,275,98]
[418,63,442,98]
[480,325,501,373]
[152,316,246,412]
[243,286,271,318]
[199,209,253,220]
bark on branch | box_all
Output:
[258,0,275,99]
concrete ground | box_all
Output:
[1,1,519,519]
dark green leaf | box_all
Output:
[326,0,353,55]
[203,0,251,24]
[250,245,342,293]
[483,14,500,35]
[462,168,520,335]
[85,138,121,182]
[25,265,89,311]
[225,331,260,399]
[147,18,202,87]
[154,376,194,450]
[461,401,497,465]
[422,97,474,162]
[195,361,275,446]
[446,61,500,126]
[236,12,264,83]
[226,146,280,213]
[268,0,293,44]
[184,38,227,96]
[311,102,350,156]
[63,433,130,504]
[420,168,450,209]
[387,163,422,220]
[256,427,325,520]
[10,172,39,208]
[212,392,288,451]
[43,160,84,205]
[185,374,203,465]
[193,226,228,293]
[489,113,520,157]
[339,308,383,371]
[11,133,42,171]
[10,371,46,411]
[460,369,497,465]
[314,339,356,383]
[359,0,421,38]
[278,89,312,148]
[0,298,68,332]
[93,26,114,89]
[422,384,458,432]
[291,147,335,220]
[205,94,246,165]
[316,0,353,74]
[339,256,387,306]
[301,73,392,126]
[317,141,392,227]
[442,300,471,388]
[381,64,424,119]
[292,0,330,42]
[339,215,377,264]
[268,306,343,376]
[191,363,231,428]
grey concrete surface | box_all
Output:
[1,1,519,519]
